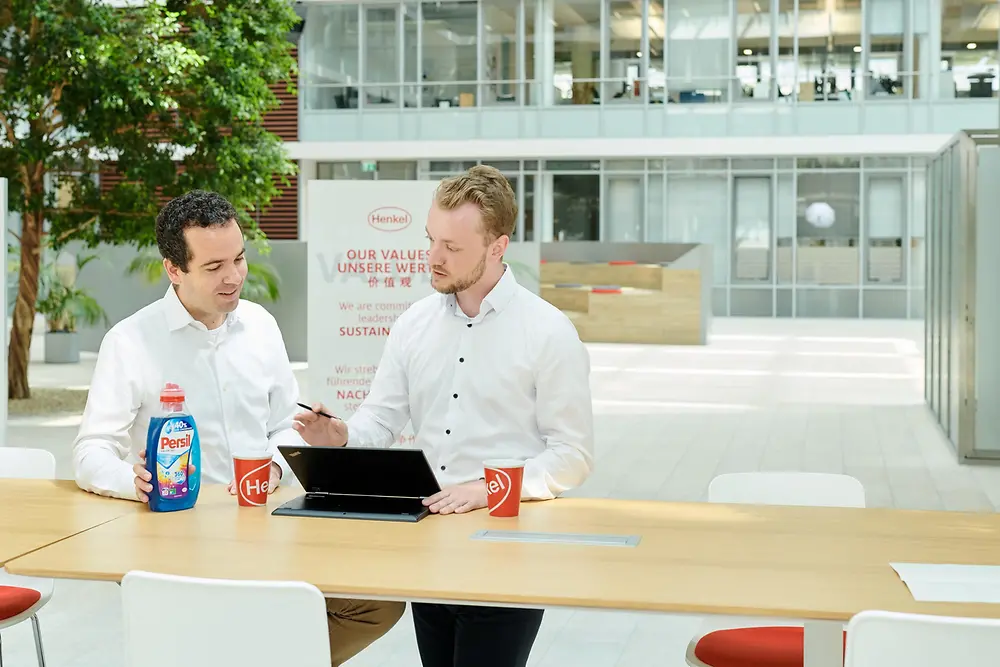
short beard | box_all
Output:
[434,250,487,295]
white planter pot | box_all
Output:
[44,331,80,364]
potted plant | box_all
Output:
[36,252,108,364]
[125,246,281,303]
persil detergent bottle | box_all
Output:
[145,382,201,512]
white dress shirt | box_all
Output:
[73,286,300,501]
[346,264,595,500]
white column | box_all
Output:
[535,0,555,106]
[298,160,318,242]
[540,173,554,241]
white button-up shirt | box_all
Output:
[72,286,300,501]
[346,265,595,500]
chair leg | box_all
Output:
[30,615,46,667]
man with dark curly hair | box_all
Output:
[73,190,404,666]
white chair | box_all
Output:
[0,447,57,667]
[686,472,866,667]
[846,610,1000,667]
[121,570,332,667]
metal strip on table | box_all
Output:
[470,529,641,547]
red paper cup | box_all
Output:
[483,459,525,517]
[233,453,273,507]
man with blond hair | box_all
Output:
[293,164,595,667]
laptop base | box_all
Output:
[271,493,431,523]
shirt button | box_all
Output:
[446,429,451,435]
[440,465,447,471]
[459,357,464,362]
[453,393,458,399]
[467,323,472,328]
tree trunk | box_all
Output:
[8,206,43,400]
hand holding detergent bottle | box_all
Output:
[145,383,201,512]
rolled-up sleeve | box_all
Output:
[522,317,595,500]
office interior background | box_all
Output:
[276,0,999,321]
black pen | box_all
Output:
[297,402,338,420]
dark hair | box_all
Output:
[155,190,239,272]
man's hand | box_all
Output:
[228,462,282,496]
[134,449,196,503]
[422,480,488,515]
[292,402,349,447]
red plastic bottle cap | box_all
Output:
[608,260,636,265]
[591,286,622,294]
[160,383,185,402]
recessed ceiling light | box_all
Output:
[743,49,752,55]
[967,42,977,49]
[853,45,862,53]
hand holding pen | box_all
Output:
[292,402,349,447]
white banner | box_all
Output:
[306,180,538,447]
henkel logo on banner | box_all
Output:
[368,207,412,232]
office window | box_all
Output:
[865,174,906,284]
[795,0,861,102]
[422,0,478,108]
[865,0,907,99]
[666,0,731,103]
[552,0,601,105]
[552,175,600,240]
[482,0,521,106]
[940,0,999,99]
[666,174,728,284]
[796,171,861,287]
[605,0,644,103]
[736,0,773,101]
[302,4,360,110]
[364,6,401,108]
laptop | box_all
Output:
[272,445,442,522]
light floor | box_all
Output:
[4,317,1000,667]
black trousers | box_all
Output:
[411,602,544,667]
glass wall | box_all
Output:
[924,131,1000,461]
[315,155,926,318]
[300,0,1000,109]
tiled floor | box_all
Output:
[3,317,999,667]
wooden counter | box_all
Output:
[0,479,139,565]
[7,483,1000,623]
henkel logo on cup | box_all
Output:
[368,207,412,232]
[233,454,273,507]
[483,459,525,518]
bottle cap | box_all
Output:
[160,382,185,403]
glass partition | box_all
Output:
[314,154,931,318]
[924,130,1000,461]
[301,0,995,110]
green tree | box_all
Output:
[0,0,298,399]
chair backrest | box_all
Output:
[846,610,1000,667]
[121,571,331,667]
[708,472,866,508]
[0,446,57,480]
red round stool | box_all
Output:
[691,626,847,667]
[0,585,42,622]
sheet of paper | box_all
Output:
[890,563,1000,604]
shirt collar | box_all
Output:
[163,285,240,332]
[445,263,518,318]
[482,263,518,314]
